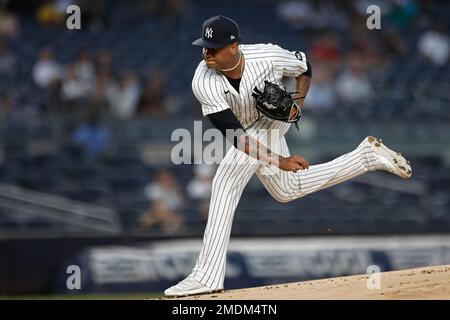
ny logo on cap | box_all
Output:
[205,27,213,39]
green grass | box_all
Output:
[1,293,163,300]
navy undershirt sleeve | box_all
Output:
[207,109,246,148]
[303,61,312,78]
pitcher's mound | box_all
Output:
[169,264,450,300]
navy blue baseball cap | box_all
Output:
[192,15,240,49]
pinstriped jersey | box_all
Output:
[192,43,308,129]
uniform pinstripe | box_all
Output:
[189,43,382,290]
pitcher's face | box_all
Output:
[203,43,238,69]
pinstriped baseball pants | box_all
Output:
[191,119,380,290]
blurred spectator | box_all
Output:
[380,28,409,58]
[73,49,96,87]
[77,0,108,31]
[418,27,449,66]
[106,70,141,120]
[349,31,390,69]
[277,0,348,31]
[0,94,14,116]
[88,70,113,116]
[187,164,215,221]
[143,169,185,212]
[0,40,16,75]
[96,49,114,76]
[386,0,418,29]
[310,33,341,63]
[32,47,62,88]
[0,5,19,38]
[139,201,185,235]
[277,1,321,30]
[73,109,111,159]
[36,0,70,27]
[0,94,20,134]
[137,69,167,116]
[92,50,115,114]
[0,94,12,158]
[139,169,185,234]
[336,53,373,103]
[62,64,91,101]
[305,65,336,112]
[310,32,342,75]
[46,78,65,113]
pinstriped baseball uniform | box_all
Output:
[189,43,381,290]
[193,43,307,129]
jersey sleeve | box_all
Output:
[270,44,308,78]
[192,65,230,116]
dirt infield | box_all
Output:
[170,265,450,300]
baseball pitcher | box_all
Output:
[164,15,412,297]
